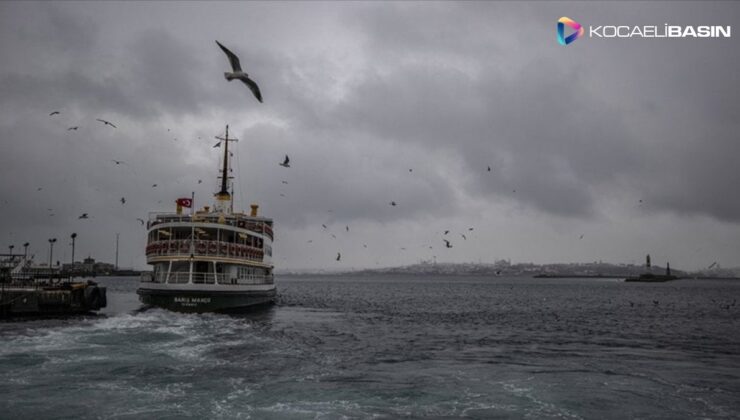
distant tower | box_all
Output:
[666,262,671,276]
[646,254,651,268]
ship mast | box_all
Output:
[214,124,238,213]
[220,125,230,195]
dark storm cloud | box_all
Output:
[1,2,739,270]
[327,2,740,221]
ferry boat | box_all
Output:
[137,125,276,313]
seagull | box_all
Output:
[49,111,60,116]
[198,179,202,184]
[346,226,349,232]
[120,197,126,205]
[281,180,288,184]
[409,169,413,172]
[461,234,467,240]
[468,228,474,231]
[444,230,449,235]
[213,141,221,148]
[279,155,290,168]
[579,234,584,240]
[336,252,341,261]
[279,193,286,197]
[111,160,126,165]
[307,240,313,243]
[322,224,327,229]
[67,126,79,131]
[136,218,145,226]
[487,166,491,172]
[152,184,157,188]
[443,239,452,248]
[216,40,263,103]
[390,201,397,206]
[79,213,89,219]
[96,118,117,128]
[37,187,43,191]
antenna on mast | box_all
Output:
[214,125,238,213]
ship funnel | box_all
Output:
[250,204,259,217]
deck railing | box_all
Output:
[146,240,265,262]
[148,215,274,240]
[141,271,273,286]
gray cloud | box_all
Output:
[1,2,739,270]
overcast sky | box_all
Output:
[1,1,738,271]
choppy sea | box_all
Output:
[1,275,739,419]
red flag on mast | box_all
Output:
[176,198,192,208]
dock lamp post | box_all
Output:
[70,233,77,266]
[8,245,13,256]
[23,243,29,259]
[48,238,57,269]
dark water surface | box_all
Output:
[1,275,739,419]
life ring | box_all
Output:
[197,241,206,254]
[209,242,217,254]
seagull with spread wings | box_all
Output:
[216,40,263,103]
[96,118,117,128]
[279,155,290,168]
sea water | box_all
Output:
[1,275,739,419]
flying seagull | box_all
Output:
[390,201,397,206]
[443,239,452,248]
[79,213,89,219]
[213,141,221,148]
[96,118,117,128]
[111,160,126,165]
[279,155,290,168]
[49,111,60,116]
[216,40,263,103]
[136,218,145,226]
[487,166,491,172]
[336,252,341,261]
[120,197,126,205]
[67,126,79,131]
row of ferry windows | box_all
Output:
[149,228,264,248]
[237,266,267,277]
[155,263,268,277]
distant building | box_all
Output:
[62,257,115,276]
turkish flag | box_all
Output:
[176,198,192,208]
